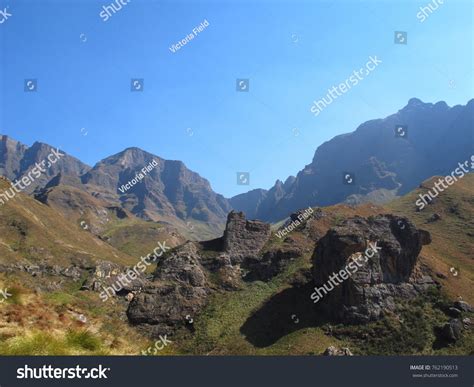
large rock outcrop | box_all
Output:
[126,242,211,336]
[223,211,271,263]
[127,212,273,336]
[311,214,434,323]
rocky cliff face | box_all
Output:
[126,242,211,336]
[311,214,434,323]
[0,135,28,180]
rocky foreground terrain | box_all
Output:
[0,173,471,355]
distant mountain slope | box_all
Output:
[231,99,474,221]
[0,135,90,193]
[0,137,231,239]
[229,177,295,220]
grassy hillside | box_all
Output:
[0,180,136,267]
[0,278,148,355]
[37,184,187,254]
[0,179,150,354]
[100,218,186,259]
[387,173,474,304]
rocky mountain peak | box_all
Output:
[406,97,424,107]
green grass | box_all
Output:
[387,174,474,304]
[0,329,107,355]
[46,291,76,306]
[0,332,69,355]
[65,330,101,351]
[173,255,341,355]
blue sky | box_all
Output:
[0,0,472,197]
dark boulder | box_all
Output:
[447,307,462,318]
[440,319,464,342]
[127,282,208,337]
[311,214,433,323]
[427,213,441,223]
[153,242,207,287]
[454,300,472,313]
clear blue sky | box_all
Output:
[0,0,472,197]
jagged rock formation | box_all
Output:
[126,242,211,336]
[223,211,271,263]
[311,214,434,323]
[126,211,281,336]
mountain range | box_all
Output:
[1,98,472,236]
[1,137,232,238]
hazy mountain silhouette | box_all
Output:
[230,98,474,221]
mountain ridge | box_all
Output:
[1,97,473,234]
[230,98,474,221]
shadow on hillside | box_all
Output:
[240,282,328,347]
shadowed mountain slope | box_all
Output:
[231,99,474,221]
